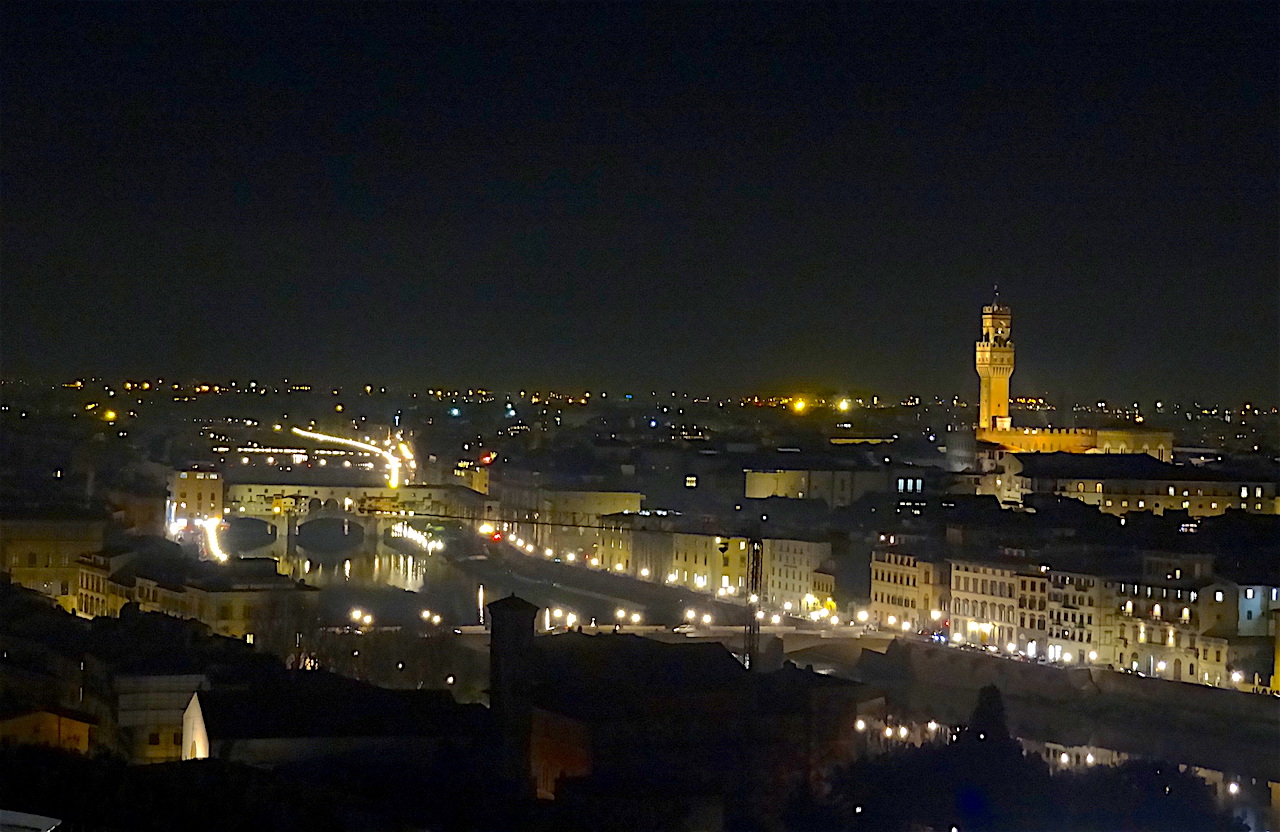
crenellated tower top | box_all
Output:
[975,295,1015,430]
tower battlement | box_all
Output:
[975,299,1014,429]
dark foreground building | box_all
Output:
[488,595,875,826]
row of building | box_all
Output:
[867,514,1280,689]
[0,509,315,642]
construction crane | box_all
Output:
[720,514,765,670]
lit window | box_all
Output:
[1240,486,1249,498]
[1095,483,1103,493]
[1214,591,1224,603]
[1245,588,1254,599]
[684,476,698,488]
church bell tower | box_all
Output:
[975,296,1014,430]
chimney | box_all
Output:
[487,594,539,793]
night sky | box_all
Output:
[3,3,1276,401]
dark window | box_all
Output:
[149,733,161,745]
[173,732,182,745]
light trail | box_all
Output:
[291,427,402,487]
[397,440,417,472]
[202,517,229,562]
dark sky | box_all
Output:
[3,2,1276,402]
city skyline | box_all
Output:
[3,3,1276,402]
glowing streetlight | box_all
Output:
[640,568,650,578]
[855,719,866,732]
[615,609,626,620]
[771,614,781,625]
[856,610,869,622]
[685,609,697,621]
[701,613,713,625]
[630,612,642,624]
[350,608,363,622]
[362,614,373,626]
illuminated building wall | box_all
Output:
[947,558,1020,648]
[1043,570,1103,666]
[535,490,644,559]
[0,710,92,754]
[868,546,950,632]
[0,516,108,614]
[997,470,1278,518]
[598,510,679,579]
[167,469,224,528]
[665,532,832,612]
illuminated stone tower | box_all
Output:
[975,297,1014,430]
